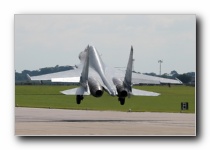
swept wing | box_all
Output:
[27,45,182,105]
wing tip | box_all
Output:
[175,77,183,84]
[26,74,31,81]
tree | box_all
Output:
[170,70,179,78]
[177,74,191,84]
[144,72,157,76]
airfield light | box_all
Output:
[158,60,163,76]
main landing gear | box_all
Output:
[118,97,125,105]
[76,95,84,104]
[76,95,126,105]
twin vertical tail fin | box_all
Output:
[123,46,160,97]
[80,45,89,86]
[61,45,90,95]
[79,45,90,93]
[124,46,133,94]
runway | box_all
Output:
[15,107,196,136]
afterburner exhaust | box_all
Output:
[112,77,128,98]
[88,77,104,97]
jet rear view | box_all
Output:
[28,45,182,105]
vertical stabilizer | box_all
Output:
[80,45,90,90]
[124,46,133,92]
[60,45,90,98]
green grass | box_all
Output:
[15,85,195,113]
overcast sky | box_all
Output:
[15,15,196,74]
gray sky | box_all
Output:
[15,15,196,74]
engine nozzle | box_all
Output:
[112,77,128,98]
[88,77,103,97]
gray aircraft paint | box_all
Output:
[28,45,182,101]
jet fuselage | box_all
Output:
[86,46,117,96]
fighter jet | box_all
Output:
[27,45,182,105]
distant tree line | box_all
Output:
[142,70,195,84]
[15,65,74,82]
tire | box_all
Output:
[118,97,125,105]
[76,95,83,104]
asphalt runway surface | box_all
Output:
[15,107,196,136]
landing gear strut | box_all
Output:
[76,95,84,104]
[118,97,125,105]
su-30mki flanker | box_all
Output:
[28,45,182,105]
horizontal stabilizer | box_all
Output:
[51,77,80,83]
[131,88,160,96]
[60,87,90,95]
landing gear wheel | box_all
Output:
[76,95,84,104]
[118,97,125,105]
